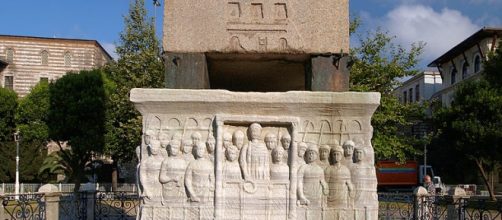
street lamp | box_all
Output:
[13,130,20,199]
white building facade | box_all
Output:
[428,27,502,106]
[394,71,442,104]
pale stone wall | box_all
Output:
[0,35,112,97]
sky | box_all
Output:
[1,0,501,69]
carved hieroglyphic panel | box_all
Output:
[163,0,350,53]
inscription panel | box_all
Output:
[163,0,349,54]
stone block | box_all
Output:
[163,0,349,54]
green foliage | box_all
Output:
[0,87,17,142]
[103,0,164,164]
[16,82,50,142]
[350,28,426,161]
[39,149,74,183]
[15,82,51,182]
[431,42,502,200]
[48,69,107,189]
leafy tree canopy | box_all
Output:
[103,0,164,165]
[431,42,502,200]
[350,26,426,161]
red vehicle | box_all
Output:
[376,160,439,192]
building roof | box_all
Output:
[428,27,502,67]
[0,34,113,61]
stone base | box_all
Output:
[131,89,380,220]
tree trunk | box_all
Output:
[475,159,497,201]
[111,159,118,192]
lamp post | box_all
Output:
[13,130,20,199]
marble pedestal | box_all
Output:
[131,89,380,220]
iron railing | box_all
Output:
[378,193,502,220]
[1,193,46,220]
[94,191,139,220]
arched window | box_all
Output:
[64,51,72,66]
[474,55,481,73]
[41,50,49,65]
[6,48,14,63]
[451,68,457,85]
[462,61,469,79]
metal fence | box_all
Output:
[379,192,502,220]
[1,193,46,220]
[1,191,139,220]
[0,183,138,194]
[2,191,502,220]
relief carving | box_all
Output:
[159,138,187,212]
[140,130,163,204]
[240,123,270,181]
[325,145,354,218]
[136,116,377,220]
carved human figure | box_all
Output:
[351,147,378,218]
[140,131,163,204]
[239,123,270,181]
[206,135,216,162]
[182,139,194,161]
[280,133,291,162]
[270,147,289,181]
[318,145,330,169]
[325,145,354,211]
[159,132,170,158]
[297,145,328,208]
[342,140,355,168]
[223,145,242,181]
[232,130,245,150]
[265,133,277,150]
[297,142,308,166]
[159,139,187,204]
[185,142,214,203]
[223,132,233,150]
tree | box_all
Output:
[15,82,50,182]
[104,0,164,189]
[350,28,426,161]
[48,69,107,191]
[431,43,502,201]
[0,87,17,182]
[0,87,17,141]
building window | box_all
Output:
[41,50,49,65]
[64,51,72,67]
[415,84,420,102]
[462,61,469,79]
[4,75,13,90]
[451,68,457,85]
[409,88,413,103]
[474,55,481,73]
[403,91,407,104]
[6,48,14,63]
[40,77,49,84]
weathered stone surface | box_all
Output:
[38,184,59,193]
[163,0,349,54]
[131,89,380,220]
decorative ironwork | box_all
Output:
[59,192,87,220]
[378,192,414,219]
[378,193,502,220]
[464,197,502,220]
[1,193,46,220]
[95,191,140,220]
